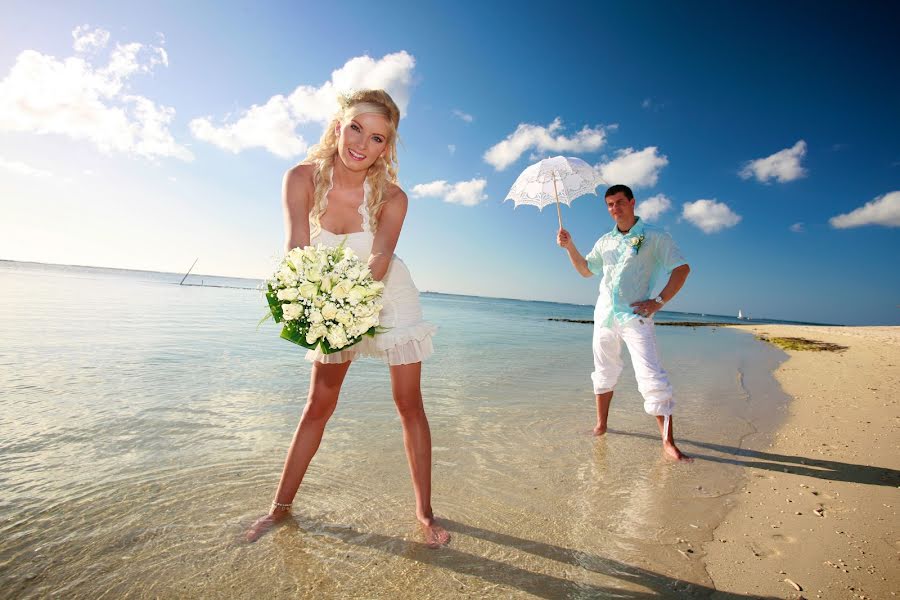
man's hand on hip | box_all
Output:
[630,299,662,318]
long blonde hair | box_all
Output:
[301,89,400,237]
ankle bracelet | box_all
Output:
[271,501,292,511]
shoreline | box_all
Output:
[702,325,900,599]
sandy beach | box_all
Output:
[703,325,900,600]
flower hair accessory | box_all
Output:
[337,92,353,110]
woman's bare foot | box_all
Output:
[663,441,693,462]
[418,513,450,548]
[593,423,607,436]
[245,509,291,543]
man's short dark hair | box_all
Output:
[604,184,634,200]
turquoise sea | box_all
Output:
[0,260,792,598]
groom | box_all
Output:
[557,184,692,461]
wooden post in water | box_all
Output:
[180,258,199,285]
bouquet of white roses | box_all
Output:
[265,243,385,353]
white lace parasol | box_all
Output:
[504,156,605,227]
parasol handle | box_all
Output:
[551,172,563,228]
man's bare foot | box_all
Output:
[593,423,607,436]
[663,441,693,462]
[245,510,291,543]
[418,514,450,548]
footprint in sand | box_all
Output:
[750,534,798,558]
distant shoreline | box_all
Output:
[548,317,736,327]
[0,258,843,326]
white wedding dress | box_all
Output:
[304,179,436,365]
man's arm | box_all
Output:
[630,264,691,317]
[557,228,594,278]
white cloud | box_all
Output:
[682,199,741,233]
[72,25,110,53]
[829,191,900,228]
[190,95,305,158]
[635,193,672,222]
[0,156,52,178]
[0,27,192,161]
[596,146,668,189]
[448,144,456,155]
[452,109,473,123]
[739,140,807,183]
[790,222,805,233]
[483,118,608,171]
[411,178,488,207]
[190,52,416,158]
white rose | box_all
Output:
[321,302,338,320]
[298,282,317,299]
[331,280,353,300]
[305,324,327,344]
[277,287,300,301]
[282,303,302,321]
[309,309,323,323]
[355,316,376,332]
[277,266,297,285]
[353,303,374,318]
[347,285,367,305]
[343,247,357,261]
[367,280,385,296]
[320,275,334,293]
[335,309,352,325]
[326,326,349,349]
[305,267,322,283]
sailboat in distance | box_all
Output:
[738,309,744,320]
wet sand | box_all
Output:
[703,325,900,599]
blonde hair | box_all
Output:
[301,89,400,237]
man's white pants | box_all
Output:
[591,316,674,416]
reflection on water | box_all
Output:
[0,262,788,598]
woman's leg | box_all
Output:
[389,361,449,546]
[246,360,352,541]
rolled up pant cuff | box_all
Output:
[643,398,674,416]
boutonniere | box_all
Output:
[627,234,645,255]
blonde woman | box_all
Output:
[247,90,448,546]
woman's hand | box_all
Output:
[557,228,573,249]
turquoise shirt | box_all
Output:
[585,217,687,328]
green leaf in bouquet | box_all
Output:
[266,284,284,323]
[280,321,316,349]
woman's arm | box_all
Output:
[368,184,408,281]
[282,164,315,253]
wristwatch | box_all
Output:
[653,295,665,305]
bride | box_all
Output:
[247,89,448,546]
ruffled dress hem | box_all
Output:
[305,322,437,366]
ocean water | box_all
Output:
[0,261,790,598]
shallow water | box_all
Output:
[0,262,788,598]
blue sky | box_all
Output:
[0,1,898,325]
